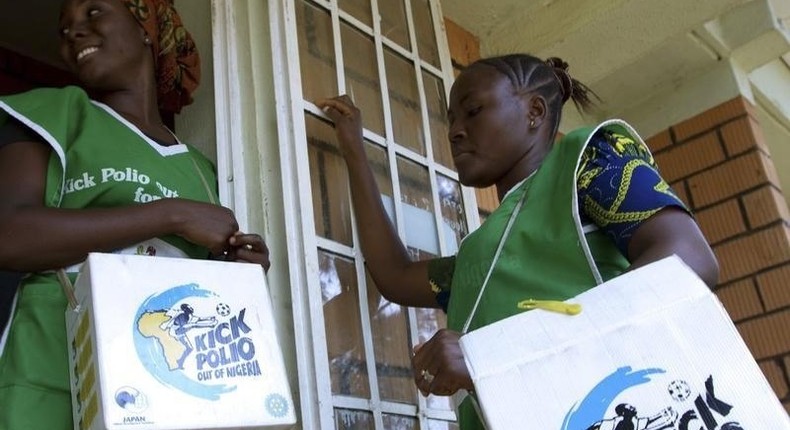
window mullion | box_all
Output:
[430,0,454,88]
[431,0,481,232]
[330,0,346,95]
[337,9,374,36]
[271,0,337,428]
[419,60,443,78]
[405,305,429,426]
[315,236,354,259]
[380,37,414,61]
[282,0,475,427]
[350,216,386,428]
[404,0,450,260]
[370,0,408,250]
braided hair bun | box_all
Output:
[545,57,598,113]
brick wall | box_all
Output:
[648,96,790,413]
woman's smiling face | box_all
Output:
[58,0,151,90]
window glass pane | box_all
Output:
[294,0,467,426]
[366,143,393,197]
[397,157,437,255]
[422,70,451,167]
[366,146,417,405]
[320,251,371,398]
[378,0,410,50]
[339,0,372,26]
[335,409,375,430]
[306,114,353,246]
[415,307,451,411]
[407,247,436,265]
[367,272,415,404]
[296,0,337,102]
[427,420,460,430]
[383,414,420,429]
[409,0,439,67]
[386,50,425,155]
[364,142,396,225]
[436,174,467,254]
[341,22,385,136]
[414,303,447,347]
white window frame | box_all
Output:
[211,0,480,428]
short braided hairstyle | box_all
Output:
[470,54,598,128]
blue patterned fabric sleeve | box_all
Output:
[576,128,688,256]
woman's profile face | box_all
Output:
[447,65,533,188]
[58,0,151,90]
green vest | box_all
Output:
[449,121,638,429]
[0,87,219,430]
[0,86,217,259]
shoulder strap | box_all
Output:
[461,181,530,334]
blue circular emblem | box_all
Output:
[114,386,148,413]
[266,393,289,418]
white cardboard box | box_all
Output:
[66,253,296,430]
[460,256,790,430]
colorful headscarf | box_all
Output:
[123,0,200,113]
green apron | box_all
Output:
[0,87,217,430]
[449,122,639,429]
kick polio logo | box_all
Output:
[562,366,743,430]
[133,283,262,400]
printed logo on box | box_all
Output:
[133,283,262,400]
[114,386,153,425]
[115,386,148,413]
[562,366,743,430]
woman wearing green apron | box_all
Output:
[317,54,718,429]
[0,1,269,428]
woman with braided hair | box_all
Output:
[318,53,718,429]
[0,1,269,427]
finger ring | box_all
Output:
[420,369,434,384]
[244,244,253,251]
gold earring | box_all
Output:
[530,119,536,128]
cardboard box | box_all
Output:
[66,253,296,430]
[460,256,790,430]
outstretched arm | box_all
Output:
[0,139,241,272]
[315,95,438,308]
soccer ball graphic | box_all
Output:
[667,379,691,402]
[216,302,232,316]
